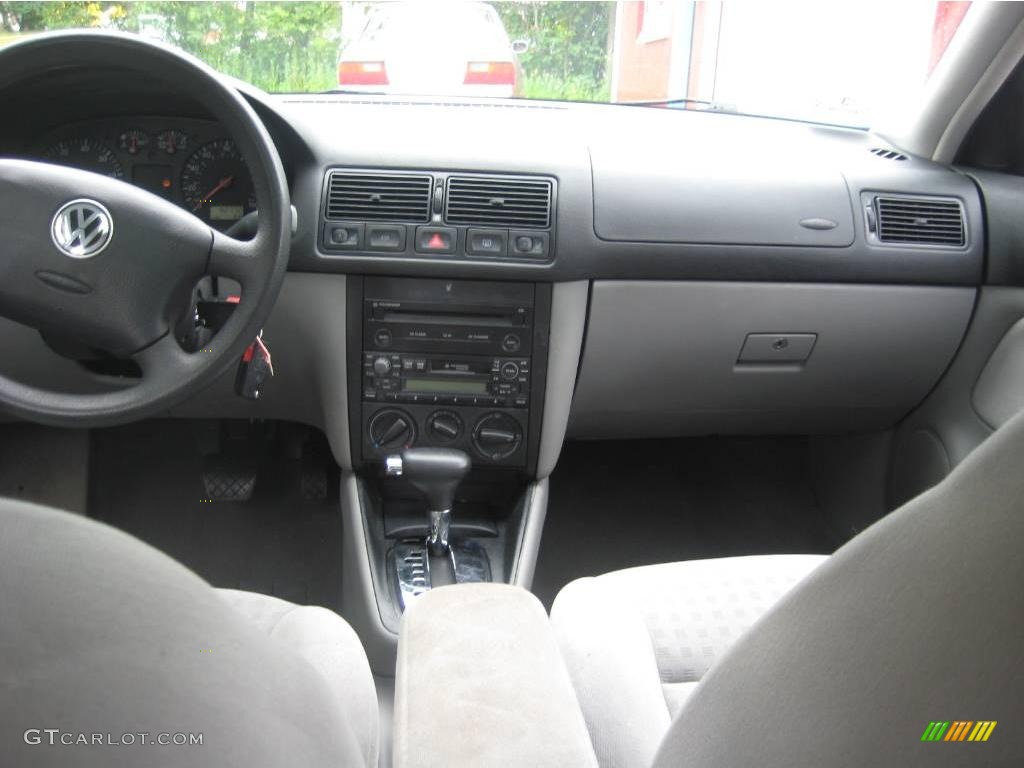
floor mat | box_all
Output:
[0,424,90,514]
[532,436,840,609]
[88,420,342,610]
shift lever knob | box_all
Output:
[385,448,471,556]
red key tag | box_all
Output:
[234,333,273,400]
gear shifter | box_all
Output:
[386,447,471,556]
[386,447,489,609]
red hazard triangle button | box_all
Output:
[417,228,454,254]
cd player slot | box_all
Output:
[371,305,526,326]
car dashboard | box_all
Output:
[0,65,988,462]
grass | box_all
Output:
[519,72,611,103]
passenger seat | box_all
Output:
[550,555,825,767]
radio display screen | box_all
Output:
[403,377,488,395]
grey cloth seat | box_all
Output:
[217,588,380,766]
[551,554,826,767]
[553,409,1024,768]
[0,501,377,767]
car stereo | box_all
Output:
[349,276,548,469]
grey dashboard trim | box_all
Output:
[536,281,588,479]
[509,477,549,591]
[888,287,1024,507]
[166,272,353,469]
[569,281,976,438]
[340,470,395,675]
[971,318,1024,430]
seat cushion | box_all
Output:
[218,589,379,768]
[0,500,368,768]
[550,554,826,768]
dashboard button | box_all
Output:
[500,362,520,380]
[367,225,406,252]
[509,229,549,259]
[324,222,364,250]
[374,328,393,348]
[415,226,456,254]
[467,228,507,257]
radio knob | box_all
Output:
[500,361,519,381]
[427,410,463,443]
[501,333,521,353]
[472,412,523,461]
[373,356,393,376]
[369,408,415,451]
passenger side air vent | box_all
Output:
[869,147,908,161]
[870,196,965,247]
[324,171,431,222]
[445,176,552,228]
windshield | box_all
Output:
[0,1,970,127]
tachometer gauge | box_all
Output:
[43,138,124,178]
[180,138,256,230]
[118,128,149,155]
[156,129,188,155]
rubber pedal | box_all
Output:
[202,460,256,502]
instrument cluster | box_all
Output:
[36,117,256,231]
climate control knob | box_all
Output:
[369,408,415,452]
[426,410,463,443]
[471,412,523,461]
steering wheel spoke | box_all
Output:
[133,333,202,379]
[208,229,263,286]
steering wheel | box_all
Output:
[0,32,290,426]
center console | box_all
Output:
[342,275,555,664]
[347,276,550,473]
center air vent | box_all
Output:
[325,171,431,222]
[870,195,965,247]
[445,176,552,228]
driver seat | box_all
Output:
[0,501,377,767]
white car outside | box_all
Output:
[338,1,526,98]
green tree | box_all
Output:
[496,1,614,101]
[2,1,342,92]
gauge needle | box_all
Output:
[193,175,234,212]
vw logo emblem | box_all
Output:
[50,199,113,258]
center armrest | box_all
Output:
[393,583,598,768]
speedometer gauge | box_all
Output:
[43,138,124,178]
[180,138,256,230]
